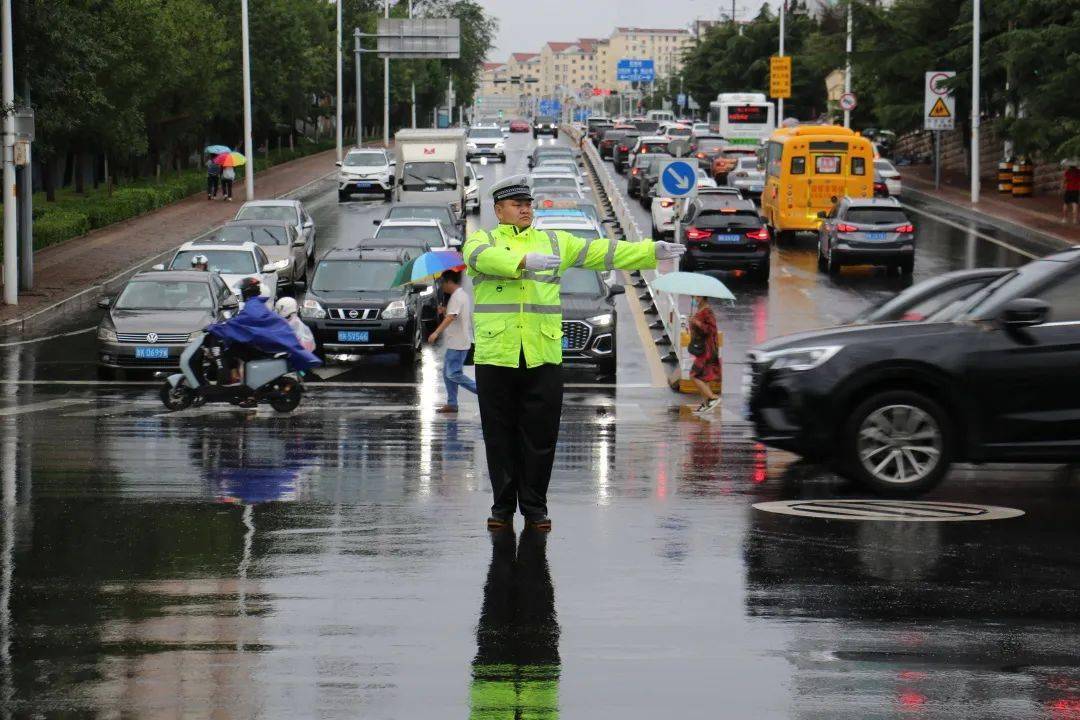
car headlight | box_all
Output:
[467,143,477,150]
[586,313,613,327]
[97,326,117,342]
[762,345,842,372]
[301,299,326,319]
[383,300,408,319]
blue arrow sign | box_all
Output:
[660,160,698,198]
[616,59,655,82]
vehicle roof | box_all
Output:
[225,219,295,228]
[322,246,411,262]
[178,240,259,252]
[377,218,442,226]
[131,270,215,283]
[842,196,903,208]
[347,147,387,154]
[530,171,579,179]
[238,199,300,207]
[637,136,669,143]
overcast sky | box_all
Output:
[478,0,773,60]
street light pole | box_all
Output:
[843,0,852,128]
[409,0,416,129]
[336,0,343,159]
[354,29,363,147]
[383,0,390,147]
[971,0,981,204]
[240,0,255,201]
[778,0,785,123]
[2,0,16,304]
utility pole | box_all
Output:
[241,0,255,201]
[777,0,785,123]
[336,0,343,159]
[2,0,17,304]
[383,0,390,147]
[355,29,363,146]
[409,0,417,129]
[971,0,981,204]
[843,0,852,128]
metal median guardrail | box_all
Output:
[564,124,684,382]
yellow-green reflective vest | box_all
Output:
[463,224,656,368]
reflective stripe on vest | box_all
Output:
[573,238,595,267]
[474,303,561,314]
[544,230,560,264]
[473,271,561,285]
[467,233,496,267]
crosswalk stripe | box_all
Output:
[0,399,92,417]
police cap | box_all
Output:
[489,174,533,203]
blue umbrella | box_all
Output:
[205,144,231,155]
[652,271,735,301]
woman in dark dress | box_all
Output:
[689,295,721,414]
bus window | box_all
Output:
[767,142,783,177]
[815,155,841,174]
[852,157,866,176]
[790,156,806,175]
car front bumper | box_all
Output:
[98,341,186,370]
[339,176,392,193]
[467,146,505,159]
[534,126,558,135]
[746,360,837,457]
[305,318,416,356]
[561,319,616,367]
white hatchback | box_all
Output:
[874,159,903,197]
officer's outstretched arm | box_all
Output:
[463,232,524,279]
[557,231,657,273]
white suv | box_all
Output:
[466,126,507,163]
[337,148,395,202]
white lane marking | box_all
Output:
[0,379,657,388]
[0,326,95,348]
[63,400,160,417]
[900,202,1038,260]
[754,499,1025,522]
[0,398,92,417]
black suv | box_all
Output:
[533,115,558,138]
[300,247,437,364]
[560,268,624,377]
[678,198,770,283]
[818,197,915,276]
[611,131,641,174]
[747,246,1080,496]
[627,153,672,199]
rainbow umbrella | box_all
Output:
[392,250,465,287]
[213,151,247,168]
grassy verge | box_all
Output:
[25,140,335,252]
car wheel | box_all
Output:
[817,241,828,272]
[827,248,842,276]
[159,381,194,411]
[553,131,559,139]
[338,190,348,203]
[841,390,953,496]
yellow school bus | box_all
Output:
[761,125,875,240]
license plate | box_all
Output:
[561,337,569,349]
[135,347,169,359]
[866,232,887,240]
[715,234,741,243]
[338,331,369,343]
[356,182,373,188]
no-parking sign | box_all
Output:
[924,71,956,131]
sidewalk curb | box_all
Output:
[0,170,337,339]
[903,183,1071,255]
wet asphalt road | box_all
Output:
[1,133,1079,718]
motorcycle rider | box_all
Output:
[274,297,316,352]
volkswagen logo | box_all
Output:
[347,309,359,319]
[146,332,159,344]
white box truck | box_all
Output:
[394,129,468,219]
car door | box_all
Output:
[965,267,1080,459]
[289,227,306,280]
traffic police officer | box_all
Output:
[464,174,685,532]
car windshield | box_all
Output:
[532,177,578,190]
[469,128,503,139]
[387,206,452,225]
[344,152,386,167]
[602,131,625,141]
[171,250,256,274]
[845,207,910,225]
[401,161,456,190]
[694,211,761,229]
[633,121,660,133]
[696,139,725,152]
[536,149,573,160]
[537,162,577,173]
[312,260,400,292]
[235,205,297,223]
[561,268,603,295]
[220,225,291,246]
[114,280,213,310]
[375,225,442,245]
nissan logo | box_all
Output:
[348,309,359,319]
[146,333,159,344]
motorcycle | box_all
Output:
[160,332,305,412]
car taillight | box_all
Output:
[641,147,649,153]
[896,224,914,233]
[696,152,706,159]
[631,168,640,176]
[745,227,770,243]
[618,145,628,152]
[660,199,675,208]
[836,223,858,233]
[685,227,711,241]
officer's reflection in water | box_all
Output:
[470,528,560,719]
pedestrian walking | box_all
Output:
[426,269,477,413]
[463,174,686,532]
[206,156,221,200]
[221,165,236,202]
[688,295,721,415]
[1063,163,1080,224]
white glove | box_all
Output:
[654,241,686,260]
[524,253,562,271]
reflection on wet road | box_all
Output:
[0,132,1077,718]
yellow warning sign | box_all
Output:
[929,97,951,118]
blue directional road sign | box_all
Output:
[537,99,562,116]
[616,59,655,82]
[659,160,698,199]
[677,93,687,108]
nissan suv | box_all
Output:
[300,247,436,364]
[533,115,559,138]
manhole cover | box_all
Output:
[753,499,1025,522]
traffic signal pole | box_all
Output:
[2,0,17,304]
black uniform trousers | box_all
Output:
[475,353,563,521]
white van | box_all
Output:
[394,129,468,219]
[646,110,676,124]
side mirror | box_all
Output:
[221,295,240,309]
[334,161,342,167]
[373,219,382,225]
[303,219,314,228]
[151,263,166,271]
[1000,298,1050,330]
[477,175,485,180]
[292,239,306,247]
[97,296,112,309]
[817,211,827,219]
[608,284,625,297]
